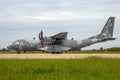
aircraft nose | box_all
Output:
[7,45,10,50]
[7,46,10,49]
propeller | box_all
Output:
[39,30,44,48]
[39,30,43,40]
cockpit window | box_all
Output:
[13,41,19,45]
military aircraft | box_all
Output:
[7,17,115,54]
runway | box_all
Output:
[0,54,120,59]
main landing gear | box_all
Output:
[52,52,62,54]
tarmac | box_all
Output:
[0,54,120,59]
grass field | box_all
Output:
[0,58,120,80]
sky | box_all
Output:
[0,0,120,50]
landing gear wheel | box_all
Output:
[24,50,27,53]
[51,52,62,54]
[17,51,20,54]
[52,52,55,54]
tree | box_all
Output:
[1,48,8,51]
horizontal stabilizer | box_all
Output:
[98,38,116,42]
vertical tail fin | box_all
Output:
[101,17,115,38]
[78,17,115,49]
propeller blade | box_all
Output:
[40,40,43,48]
[39,30,43,40]
[39,30,44,48]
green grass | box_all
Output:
[0,58,120,80]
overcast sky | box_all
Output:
[0,0,120,50]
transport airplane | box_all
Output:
[7,17,115,54]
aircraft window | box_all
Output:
[14,41,19,44]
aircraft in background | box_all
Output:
[7,17,115,54]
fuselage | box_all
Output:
[7,39,82,51]
[7,38,104,52]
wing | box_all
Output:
[51,32,68,40]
